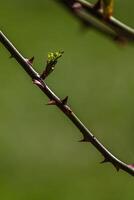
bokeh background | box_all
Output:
[0,0,134,199]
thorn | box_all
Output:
[79,138,88,142]
[33,79,42,86]
[116,166,120,172]
[100,158,109,164]
[112,163,120,172]
[27,56,34,65]
[47,99,56,105]
[62,96,68,105]
[100,158,120,171]
[93,0,102,11]
[79,135,90,142]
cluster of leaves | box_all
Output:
[41,51,64,79]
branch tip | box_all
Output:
[40,50,64,80]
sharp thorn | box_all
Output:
[47,99,56,105]
[112,163,120,172]
[79,137,90,142]
[62,96,68,105]
[79,138,86,142]
[93,0,102,11]
[27,56,34,65]
[100,158,109,164]
[79,139,88,142]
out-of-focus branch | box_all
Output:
[0,30,134,176]
[56,0,134,43]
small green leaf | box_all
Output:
[40,50,64,80]
[47,51,64,66]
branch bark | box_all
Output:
[56,0,134,43]
[0,30,134,176]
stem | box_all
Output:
[0,30,134,176]
[56,0,134,42]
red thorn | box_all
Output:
[33,79,42,86]
[47,99,56,105]
[62,96,68,105]
[27,56,34,65]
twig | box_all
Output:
[0,30,134,176]
[56,0,134,42]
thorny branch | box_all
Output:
[0,30,134,176]
[56,0,134,43]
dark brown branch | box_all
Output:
[56,0,134,43]
[0,30,134,176]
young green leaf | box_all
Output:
[41,51,64,80]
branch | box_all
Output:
[56,0,134,43]
[0,30,134,176]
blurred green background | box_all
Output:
[0,0,134,199]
